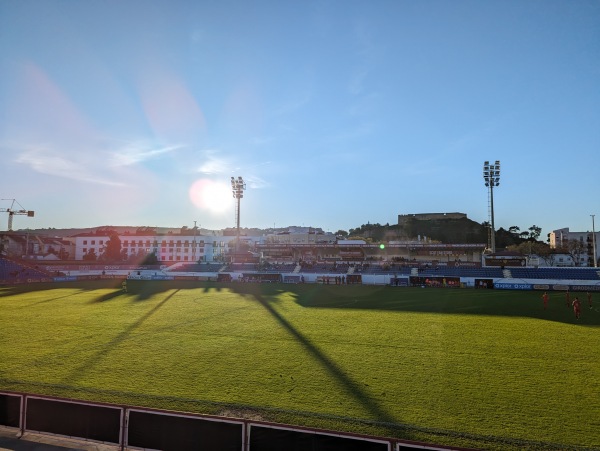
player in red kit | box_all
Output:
[542,292,549,310]
[572,297,581,319]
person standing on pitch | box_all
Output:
[572,297,581,320]
[587,291,593,309]
[542,292,549,310]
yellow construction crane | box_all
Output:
[0,199,35,231]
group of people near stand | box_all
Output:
[542,290,593,319]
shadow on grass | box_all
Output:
[61,289,180,385]
[287,284,600,327]
[20,289,87,307]
[7,279,599,327]
[90,289,126,303]
[226,284,412,439]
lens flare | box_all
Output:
[189,179,232,214]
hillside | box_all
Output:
[349,218,525,248]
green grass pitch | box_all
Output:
[0,280,598,450]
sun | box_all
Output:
[189,179,232,214]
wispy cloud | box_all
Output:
[14,146,126,186]
[193,149,271,190]
[197,151,231,175]
[110,144,183,167]
[245,175,269,189]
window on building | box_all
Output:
[83,240,87,245]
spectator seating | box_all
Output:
[0,258,52,281]
[510,267,600,280]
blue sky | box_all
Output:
[1,0,598,239]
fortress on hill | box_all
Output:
[397,212,467,225]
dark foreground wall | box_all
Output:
[0,392,465,451]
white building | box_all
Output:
[71,231,264,263]
[548,227,599,267]
[265,227,335,245]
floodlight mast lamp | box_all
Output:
[231,176,246,254]
[483,161,500,253]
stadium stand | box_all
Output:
[510,267,600,280]
[0,257,53,281]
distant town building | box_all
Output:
[548,227,599,267]
[264,227,335,245]
[70,231,263,263]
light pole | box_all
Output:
[193,221,200,263]
[231,176,246,256]
[592,214,597,268]
[483,160,501,253]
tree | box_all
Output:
[104,231,123,261]
[335,230,348,238]
[526,241,557,266]
[557,239,587,267]
[508,226,520,235]
[82,249,97,261]
[141,252,158,265]
[528,225,542,241]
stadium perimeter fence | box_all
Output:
[0,391,477,451]
[2,390,593,451]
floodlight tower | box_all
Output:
[231,176,246,253]
[483,161,500,253]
